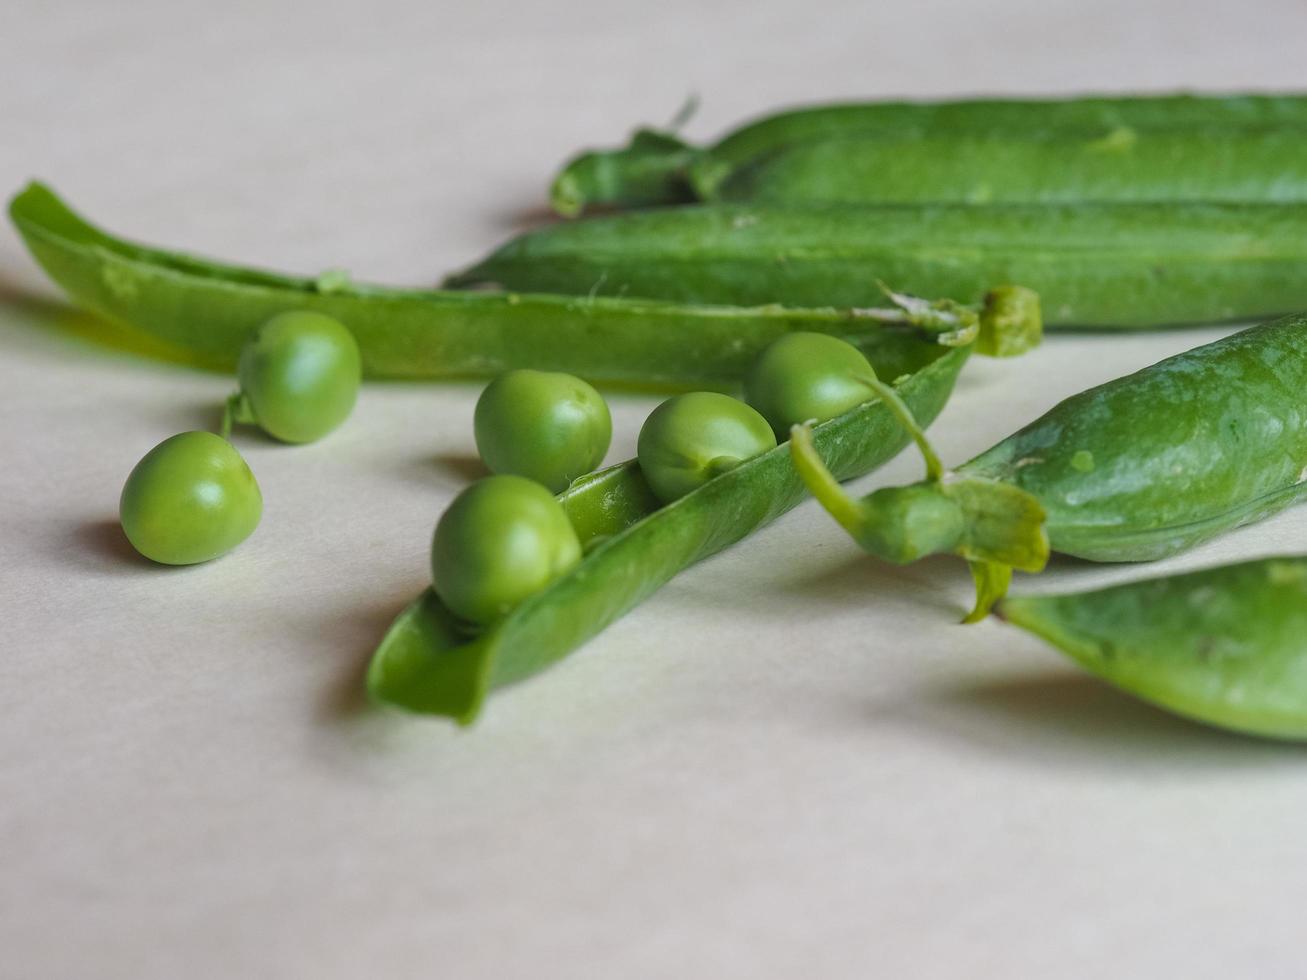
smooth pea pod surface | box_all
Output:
[551,91,1307,213]
[445,202,1307,329]
[998,557,1307,741]
[9,182,949,388]
[715,128,1307,206]
[368,336,970,723]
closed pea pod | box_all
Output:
[119,431,262,565]
[226,310,361,443]
[996,557,1307,741]
[550,91,1307,214]
[444,200,1307,330]
[474,369,612,492]
[713,128,1307,207]
[791,315,1307,619]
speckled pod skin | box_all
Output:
[961,315,1307,561]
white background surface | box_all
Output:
[4,1,1307,977]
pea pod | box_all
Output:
[996,557,1307,741]
[551,91,1307,214]
[9,182,982,387]
[715,128,1307,206]
[446,201,1307,329]
[791,315,1307,619]
[368,335,970,723]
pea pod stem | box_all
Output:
[219,391,255,441]
[849,368,944,481]
[790,413,1043,621]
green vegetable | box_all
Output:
[444,201,1307,329]
[792,315,1307,619]
[714,127,1307,206]
[223,311,361,443]
[744,332,876,436]
[368,335,970,723]
[432,476,583,625]
[997,557,1307,741]
[474,369,612,492]
[119,431,262,565]
[551,91,1307,214]
[9,181,990,388]
[637,392,777,502]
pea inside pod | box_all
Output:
[997,557,1307,741]
[637,392,777,503]
[431,475,583,626]
[119,431,263,565]
[744,332,879,437]
[474,369,612,493]
[224,311,361,444]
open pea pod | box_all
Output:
[369,337,970,723]
[997,557,1307,741]
[7,181,985,387]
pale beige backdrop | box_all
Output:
[3,1,1306,977]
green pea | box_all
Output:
[743,332,876,436]
[474,369,612,493]
[431,475,583,625]
[229,311,361,443]
[637,391,777,503]
[119,431,262,565]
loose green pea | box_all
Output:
[431,475,583,625]
[637,391,777,503]
[119,431,262,565]
[474,369,612,493]
[230,311,361,443]
[744,332,876,436]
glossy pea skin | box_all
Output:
[431,475,583,626]
[744,332,875,436]
[637,392,777,503]
[119,431,262,565]
[474,369,612,493]
[237,311,361,443]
